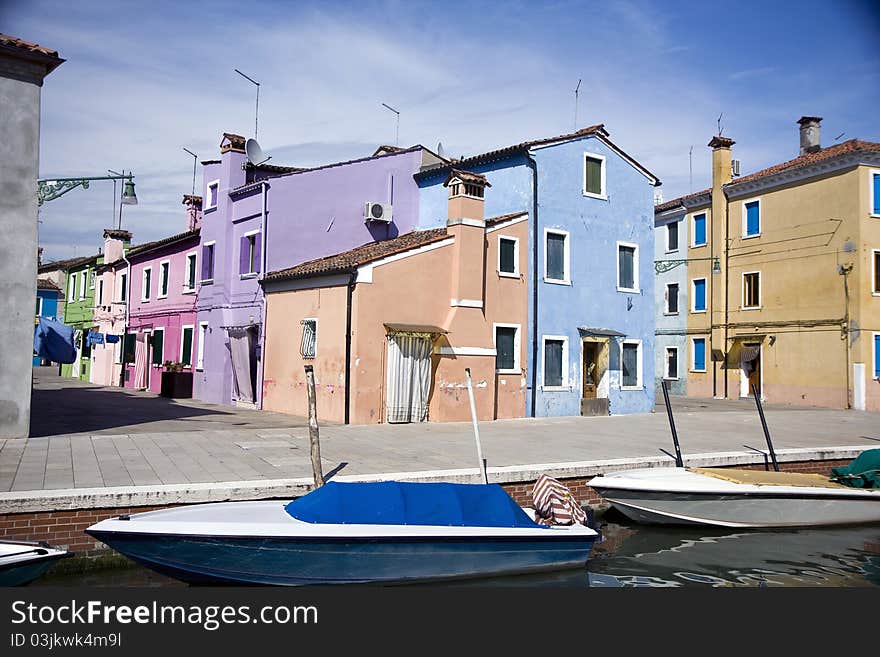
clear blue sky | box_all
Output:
[4,0,879,262]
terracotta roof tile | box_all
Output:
[264,229,449,282]
[37,253,100,273]
[445,169,490,187]
[0,34,64,70]
[37,278,60,291]
[729,139,880,186]
[654,189,710,213]
[486,210,528,226]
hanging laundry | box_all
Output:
[33,317,77,364]
[87,332,106,347]
[105,334,121,344]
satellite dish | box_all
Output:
[245,138,271,165]
[437,141,445,159]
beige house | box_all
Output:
[661,117,880,410]
[261,171,529,424]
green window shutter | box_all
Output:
[585,157,602,195]
[123,333,136,363]
[181,328,193,366]
[151,331,164,365]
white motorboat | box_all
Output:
[589,466,880,528]
[0,540,71,586]
[87,481,598,585]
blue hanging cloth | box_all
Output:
[105,334,121,344]
[87,332,105,346]
[33,317,77,364]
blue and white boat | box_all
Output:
[86,481,597,586]
[0,540,71,586]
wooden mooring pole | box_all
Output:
[661,379,684,467]
[751,384,779,472]
[464,368,489,484]
[304,365,325,487]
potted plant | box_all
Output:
[160,360,193,398]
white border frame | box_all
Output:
[196,321,208,371]
[201,241,216,284]
[184,251,198,293]
[741,197,762,239]
[97,278,104,306]
[691,211,708,248]
[665,221,679,253]
[541,334,569,390]
[89,269,95,290]
[493,323,521,374]
[67,273,76,302]
[870,169,880,218]
[616,241,640,293]
[78,270,87,300]
[582,151,607,200]
[179,324,194,368]
[141,266,152,302]
[665,281,680,315]
[118,271,127,303]
[741,270,762,310]
[301,317,318,359]
[739,341,765,400]
[619,339,643,390]
[151,327,164,368]
[691,337,707,372]
[664,346,679,380]
[206,179,220,210]
[35,296,42,317]
[241,229,261,278]
[497,235,520,278]
[873,332,880,379]
[691,277,707,313]
[543,228,571,285]
[157,259,171,299]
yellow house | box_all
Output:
[662,117,880,410]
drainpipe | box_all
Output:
[257,181,269,409]
[344,271,356,424]
[527,153,539,417]
[722,187,730,400]
[118,249,131,388]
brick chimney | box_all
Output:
[219,132,247,191]
[102,228,132,262]
[183,194,203,231]
[798,116,822,155]
[444,169,489,313]
[708,135,735,192]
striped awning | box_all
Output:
[384,323,447,335]
[740,345,761,363]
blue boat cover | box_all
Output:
[285,481,542,528]
[33,317,77,364]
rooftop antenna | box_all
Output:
[182,148,198,197]
[834,132,846,141]
[381,102,400,146]
[689,145,694,193]
[717,112,724,137]
[437,141,445,159]
[573,78,582,131]
[234,68,261,138]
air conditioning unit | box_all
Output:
[364,202,393,223]
[731,159,741,177]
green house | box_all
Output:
[60,254,101,381]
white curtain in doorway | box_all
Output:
[385,333,432,423]
[133,333,148,390]
[228,328,254,403]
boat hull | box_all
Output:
[87,531,596,585]
[0,549,70,586]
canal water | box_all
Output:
[32,517,880,588]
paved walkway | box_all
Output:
[1,370,877,507]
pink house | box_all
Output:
[91,229,132,387]
[123,196,202,393]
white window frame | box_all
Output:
[691,277,707,313]
[691,337,707,372]
[616,241,640,293]
[665,346,679,380]
[141,266,152,302]
[158,260,170,299]
[78,270,87,300]
[666,221,679,253]
[151,327,164,367]
[118,272,128,303]
[201,241,216,284]
[872,249,880,297]
[206,179,220,210]
[665,282,680,315]
[541,334,569,390]
[543,228,571,285]
[741,197,762,239]
[870,169,880,219]
[742,270,762,310]
[493,323,521,374]
[180,324,194,368]
[197,322,208,371]
[97,278,104,306]
[89,269,95,290]
[184,251,198,293]
[619,339,643,390]
[242,229,260,278]
[691,212,708,248]
[874,332,880,379]
[35,296,42,317]
[67,274,76,302]
[497,235,520,278]
[582,151,607,200]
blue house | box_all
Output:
[416,125,660,416]
[34,278,62,366]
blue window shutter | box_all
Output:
[253,233,262,273]
[694,279,706,311]
[694,339,706,371]
[746,202,760,236]
[694,214,706,245]
[239,236,249,274]
[875,335,880,377]
[874,174,880,215]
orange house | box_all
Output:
[261,171,529,423]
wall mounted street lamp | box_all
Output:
[654,256,721,275]
[37,173,137,207]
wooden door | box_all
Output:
[748,350,761,396]
[583,342,598,399]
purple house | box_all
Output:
[194,133,445,407]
